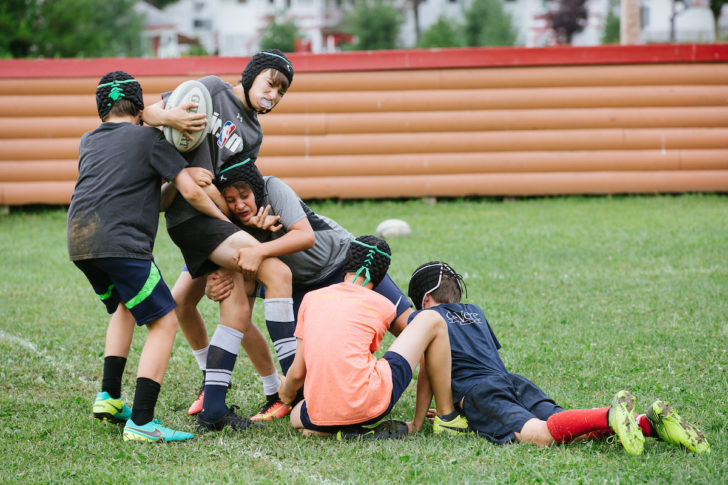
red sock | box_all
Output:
[546,407,609,443]
[635,413,652,436]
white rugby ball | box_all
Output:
[376,219,412,239]
[163,80,212,153]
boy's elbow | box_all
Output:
[302,232,316,250]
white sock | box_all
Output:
[260,372,281,396]
[193,346,209,371]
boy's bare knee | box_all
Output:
[147,310,179,335]
[260,259,292,294]
[515,418,555,447]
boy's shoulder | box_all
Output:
[198,75,232,96]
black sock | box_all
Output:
[130,377,161,426]
[439,409,460,421]
[101,356,127,399]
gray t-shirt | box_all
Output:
[67,122,187,261]
[258,176,353,287]
[165,76,263,229]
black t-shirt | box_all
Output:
[67,122,187,261]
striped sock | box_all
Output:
[200,325,243,422]
[264,298,296,375]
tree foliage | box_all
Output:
[344,0,404,50]
[601,0,620,44]
[1,0,144,58]
[417,16,465,48]
[145,0,181,8]
[0,0,40,58]
[259,15,301,53]
[545,0,589,45]
[462,0,518,47]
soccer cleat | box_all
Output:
[188,380,232,416]
[250,394,292,422]
[433,413,473,435]
[123,419,194,443]
[93,391,132,423]
[196,405,263,432]
[187,384,204,416]
[608,390,644,456]
[646,400,710,454]
[336,419,409,441]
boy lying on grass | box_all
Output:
[406,261,710,454]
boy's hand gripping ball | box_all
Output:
[163,80,213,152]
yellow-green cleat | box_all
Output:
[646,400,710,454]
[608,390,644,456]
[433,413,473,436]
[93,391,132,423]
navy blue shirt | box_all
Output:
[409,303,508,401]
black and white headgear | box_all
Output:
[215,154,266,211]
[408,261,467,310]
[95,71,144,120]
[241,49,293,112]
[342,235,392,288]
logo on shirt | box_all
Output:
[218,121,236,148]
[445,310,483,326]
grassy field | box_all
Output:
[1,194,726,484]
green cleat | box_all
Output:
[608,390,644,456]
[123,419,194,443]
[646,400,710,454]
[336,419,409,441]
[93,391,132,423]
[433,413,473,436]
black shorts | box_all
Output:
[462,373,563,444]
[73,257,176,326]
[167,215,241,278]
[299,351,413,433]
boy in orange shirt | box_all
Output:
[278,236,468,439]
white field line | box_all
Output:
[0,330,88,381]
[231,442,340,485]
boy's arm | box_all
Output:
[142,99,207,140]
[279,339,306,404]
[235,217,315,276]
[171,169,229,222]
[160,167,230,217]
[409,355,434,434]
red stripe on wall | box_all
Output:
[1,44,726,79]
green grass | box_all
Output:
[1,194,726,484]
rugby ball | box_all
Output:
[163,80,213,152]
[376,219,411,239]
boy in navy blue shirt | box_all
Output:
[406,261,710,454]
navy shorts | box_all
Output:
[254,265,412,327]
[299,351,413,432]
[462,373,563,444]
[167,215,240,278]
[73,257,176,326]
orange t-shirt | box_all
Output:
[295,282,397,426]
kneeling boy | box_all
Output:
[278,236,466,438]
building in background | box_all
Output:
[142,0,718,57]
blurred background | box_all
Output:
[1,0,725,59]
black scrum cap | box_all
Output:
[95,71,144,119]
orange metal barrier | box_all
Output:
[0,45,727,204]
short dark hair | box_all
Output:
[408,261,466,310]
[342,235,391,288]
